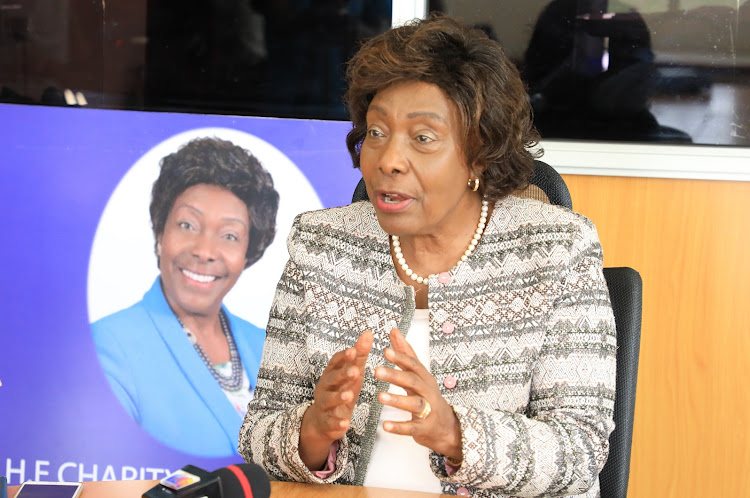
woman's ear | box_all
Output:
[471,162,488,177]
[156,240,162,257]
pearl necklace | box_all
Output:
[391,199,489,284]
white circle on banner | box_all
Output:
[87,127,322,327]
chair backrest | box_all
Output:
[521,163,643,498]
[599,267,642,498]
[515,164,642,498]
[350,160,642,498]
[514,159,573,209]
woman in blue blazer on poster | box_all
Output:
[92,137,279,457]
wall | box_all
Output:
[562,174,750,497]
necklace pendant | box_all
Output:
[184,327,198,345]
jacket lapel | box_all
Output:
[144,278,241,448]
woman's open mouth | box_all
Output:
[181,268,218,283]
[376,192,413,213]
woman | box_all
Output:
[239,15,616,497]
[93,137,279,457]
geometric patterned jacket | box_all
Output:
[238,196,616,497]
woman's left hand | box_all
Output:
[374,328,463,464]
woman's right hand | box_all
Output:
[299,330,374,471]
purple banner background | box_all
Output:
[0,104,361,484]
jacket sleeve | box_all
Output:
[432,219,617,497]
[237,223,352,483]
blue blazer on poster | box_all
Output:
[92,277,265,457]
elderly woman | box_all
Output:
[93,137,279,457]
[239,15,616,497]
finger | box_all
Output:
[317,332,373,411]
[382,420,418,436]
[322,331,372,378]
[384,347,426,376]
[374,365,422,393]
[315,384,355,409]
[386,328,426,375]
[310,400,353,435]
[319,364,362,392]
[389,328,417,357]
[353,330,374,365]
[321,346,357,376]
[378,392,427,415]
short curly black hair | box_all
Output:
[149,137,279,268]
[345,14,541,201]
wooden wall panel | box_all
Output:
[561,175,750,497]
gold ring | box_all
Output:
[415,399,431,419]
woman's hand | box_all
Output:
[374,328,463,465]
[299,330,374,471]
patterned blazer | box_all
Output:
[239,196,616,497]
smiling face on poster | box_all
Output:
[86,127,322,456]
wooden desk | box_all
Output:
[8,479,452,497]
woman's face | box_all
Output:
[360,80,479,239]
[157,184,250,319]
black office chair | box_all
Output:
[352,159,642,498]
[519,163,642,498]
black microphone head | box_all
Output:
[211,463,270,498]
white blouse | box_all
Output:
[363,309,442,493]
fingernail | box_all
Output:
[383,422,393,431]
[380,393,391,402]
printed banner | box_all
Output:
[0,104,362,484]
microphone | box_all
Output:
[211,464,270,498]
[142,463,270,498]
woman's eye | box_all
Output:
[367,128,383,138]
[178,221,193,230]
[224,233,239,242]
[416,134,433,143]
